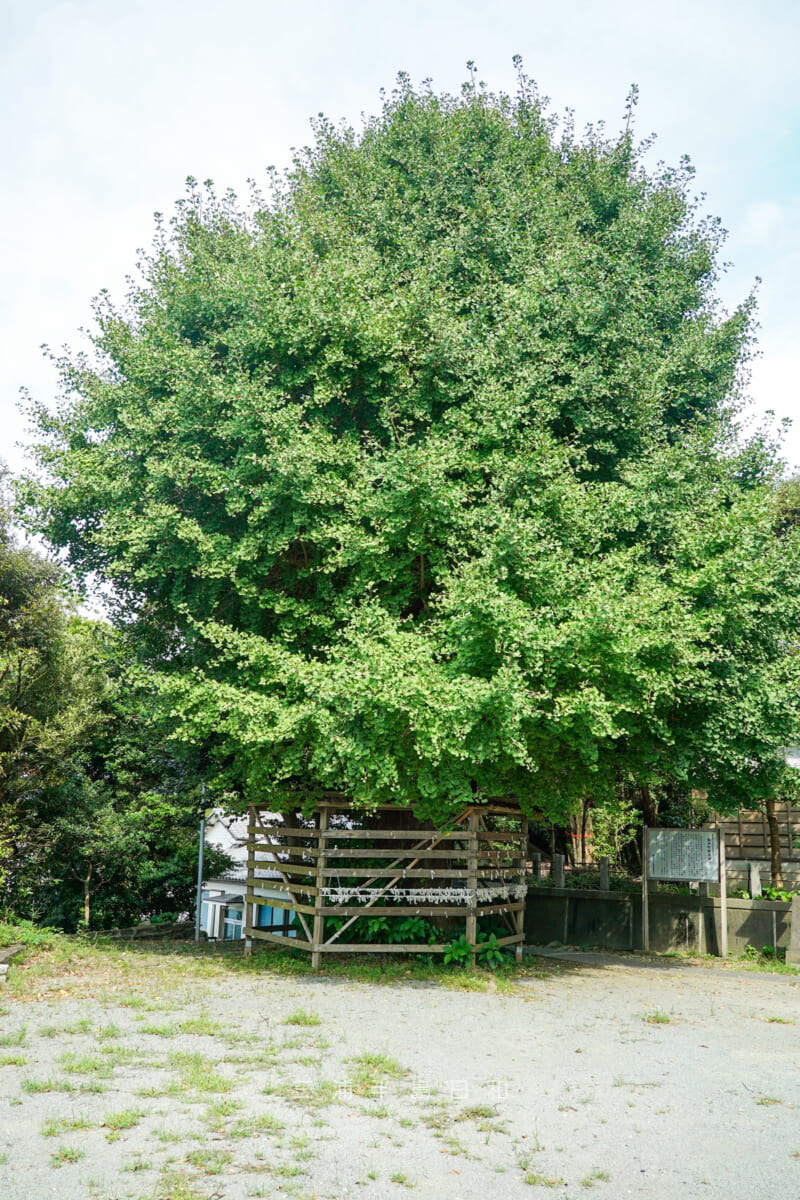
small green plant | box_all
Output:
[756,1094,782,1106]
[41,1116,93,1137]
[59,1052,114,1077]
[0,1053,26,1067]
[390,1171,415,1187]
[582,1169,611,1187]
[167,1050,232,1094]
[50,1145,85,1167]
[641,1010,670,1025]
[95,1023,121,1041]
[152,1169,209,1199]
[762,886,798,902]
[443,934,472,967]
[103,1108,144,1139]
[122,1154,151,1171]
[186,1147,233,1174]
[0,1025,26,1048]
[284,1007,322,1027]
[22,1077,76,1094]
[348,1050,407,1095]
[178,1013,225,1036]
[477,933,509,971]
[228,1111,284,1139]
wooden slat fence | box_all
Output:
[244,802,529,969]
[706,804,800,862]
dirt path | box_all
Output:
[0,948,798,1198]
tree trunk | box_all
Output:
[639,784,658,829]
[765,796,784,891]
[83,863,92,928]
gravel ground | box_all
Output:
[0,946,798,1199]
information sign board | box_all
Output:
[647,828,719,883]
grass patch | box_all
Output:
[59,1052,115,1077]
[766,1015,795,1024]
[390,1171,415,1187]
[23,1076,77,1094]
[104,1107,145,1139]
[41,1115,94,1137]
[167,1050,233,1095]
[582,1169,612,1187]
[457,1104,497,1120]
[756,1095,782,1106]
[95,1023,122,1041]
[0,1053,26,1067]
[228,1112,285,1139]
[122,1154,152,1172]
[640,1010,670,1025]
[523,1167,563,1187]
[50,1145,85,1167]
[178,1012,226,1037]
[152,1169,210,1199]
[264,1077,338,1109]
[284,1007,322,1027]
[735,950,799,976]
[140,1022,178,1037]
[203,1097,243,1128]
[186,1147,233,1174]
[347,1050,407,1096]
[0,1025,26,1047]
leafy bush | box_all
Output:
[476,933,509,971]
[443,934,471,967]
[0,916,62,950]
[762,886,799,903]
[325,912,439,947]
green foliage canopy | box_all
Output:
[23,71,800,822]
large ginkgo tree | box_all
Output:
[23,68,800,824]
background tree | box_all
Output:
[1,477,231,927]
[21,69,800,829]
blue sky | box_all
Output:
[2,0,798,480]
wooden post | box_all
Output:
[516,816,528,963]
[311,808,329,971]
[718,827,728,959]
[466,810,479,961]
[642,827,650,953]
[599,856,610,893]
[244,806,255,958]
[553,853,565,889]
[786,895,800,965]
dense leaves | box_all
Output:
[22,70,800,823]
[0,489,230,928]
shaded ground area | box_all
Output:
[0,941,798,1198]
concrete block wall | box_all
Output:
[524,888,792,957]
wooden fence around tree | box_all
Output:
[244,801,529,968]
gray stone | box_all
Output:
[786,895,800,966]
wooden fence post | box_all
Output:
[244,806,255,958]
[516,816,529,962]
[466,810,479,960]
[311,808,329,971]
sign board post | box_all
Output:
[643,827,723,956]
[718,828,727,959]
[642,827,649,952]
